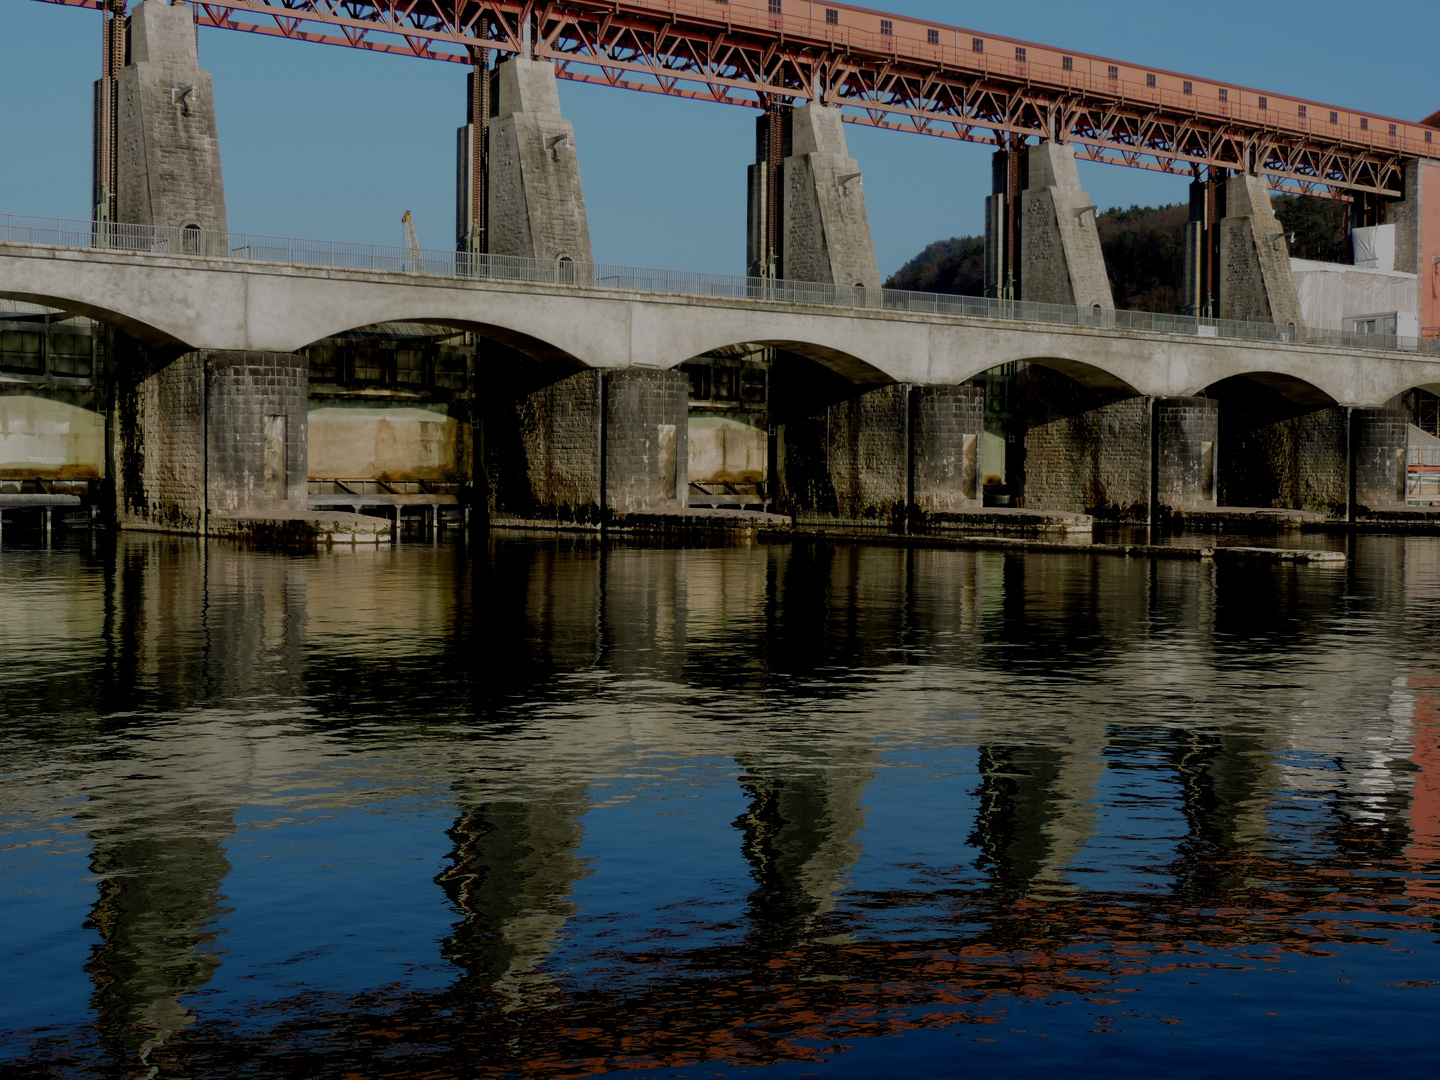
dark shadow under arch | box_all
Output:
[689,338,892,387]
[299,317,590,377]
[1007,357,1142,398]
[1204,371,1336,408]
[0,288,187,350]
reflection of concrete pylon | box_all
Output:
[735,744,878,933]
[970,735,1104,894]
[79,753,240,1069]
[437,788,590,1004]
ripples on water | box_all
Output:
[1,533,1437,1077]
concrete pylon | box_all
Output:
[781,105,881,288]
[116,1,228,234]
[1018,142,1114,310]
[1390,159,1440,334]
[1218,174,1303,326]
[487,57,593,263]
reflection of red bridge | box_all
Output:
[35,0,1435,197]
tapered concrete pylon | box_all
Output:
[1019,142,1114,310]
[1219,174,1303,326]
[487,57,593,263]
[116,1,228,234]
[782,104,881,288]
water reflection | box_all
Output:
[1,533,1439,1076]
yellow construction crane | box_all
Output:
[401,210,423,271]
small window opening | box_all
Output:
[1258,96,1267,110]
[880,19,892,35]
[1297,104,1307,118]
[1107,65,1118,81]
[1427,131,1434,144]
[182,223,201,254]
[825,8,838,25]
[1330,110,1339,123]
[1361,117,1369,131]
[972,37,984,53]
[927,28,938,45]
[1183,80,1192,95]
[768,0,781,13]
[1390,123,1398,136]
[1016,46,1026,63]
[1062,56,1073,72]
[1218,88,1228,103]
[1146,72,1156,88]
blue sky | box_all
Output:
[1,0,1436,276]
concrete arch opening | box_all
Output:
[988,358,1157,520]
[675,339,900,515]
[0,288,187,352]
[1203,372,1412,518]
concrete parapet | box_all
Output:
[487,57,592,262]
[1018,143,1114,311]
[1218,175,1302,327]
[924,507,1092,534]
[115,1,228,234]
[209,509,392,547]
[781,105,881,288]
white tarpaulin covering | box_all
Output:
[1352,224,1397,269]
[1291,258,1417,330]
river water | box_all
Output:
[1,532,1437,1077]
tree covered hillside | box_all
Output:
[886,196,1349,314]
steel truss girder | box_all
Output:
[34,0,1411,198]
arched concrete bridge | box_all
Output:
[5,242,1440,407]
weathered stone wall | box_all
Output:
[781,104,881,288]
[1352,404,1408,513]
[112,340,308,531]
[1018,143,1114,311]
[204,351,309,516]
[605,369,688,515]
[483,368,602,525]
[1214,381,1347,516]
[487,57,592,262]
[1218,175,1302,327]
[1154,396,1219,514]
[781,383,907,527]
[113,343,204,531]
[910,385,983,517]
[115,1,228,234]
[482,366,686,524]
[1018,365,1150,520]
[778,383,980,527]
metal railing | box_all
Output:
[3,212,1437,358]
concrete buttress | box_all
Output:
[116,1,228,234]
[781,105,881,288]
[1018,143,1113,310]
[1218,175,1303,326]
[487,57,593,263]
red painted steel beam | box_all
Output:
[29,0,1439,198]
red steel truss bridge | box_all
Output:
[33,0,1440,199]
